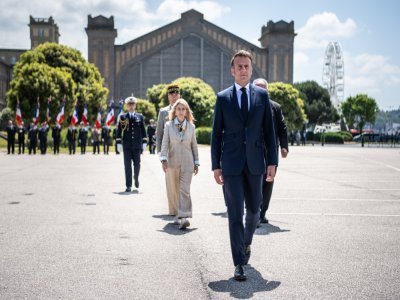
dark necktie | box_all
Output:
[240,87,248,121]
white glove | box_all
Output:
[117,144,122,153]
[142,143,147,150]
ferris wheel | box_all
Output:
[322,41,344,107]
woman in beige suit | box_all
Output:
[160,99,199,229]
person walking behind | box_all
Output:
[116,96,147,192]
[253,78,289,225]
[211,50,277,281]
[17,121,26,155]
[6,120,16,155]
[160,99,199,229]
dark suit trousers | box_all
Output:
[123,148,141,188]
[224,163,263,266]
[260,180,274,219]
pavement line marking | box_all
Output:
[274,188,400,191]
[269,212,400,217]
[274,197,400,202]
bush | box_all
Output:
[196,127,212,145]
[314,132,344,144]
[135,99,157,124]
[0,107,15,130]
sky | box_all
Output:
[1,0,399,110]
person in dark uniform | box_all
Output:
[113,127,120,154]
[91,126,101,154]
[116,96,147,192]
[6,120,16,155]
[101,125,111,155]
[67,124,77,155]
[52,123,62,155]
[38,122,49,155]
[253,78,289,225]
[28,122,38,155]
[17,121,26,154]
[78,122,88,154]
[147,119,156,154]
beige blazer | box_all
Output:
[160,120,199,172]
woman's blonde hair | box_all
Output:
[169,98,196,123]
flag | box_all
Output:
[105,102,114,126]
[33,97,40,125]
[81,103,88,125]
[46,96,52,122]
[16,100,22,126]
[56,100,65,125]
[116,99,123,124]
[95,108,102,129]
[70,104,79,126]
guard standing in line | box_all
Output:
[147,119,156,154]
[67,124,77,155]
[78,122,88,154]
[116,96,147,192]
[101,125,111,154]
[28,122,38,155]
[52,123,62,155]
[6,120,16,155]
[17,121,26,155]
[91,126,101,154]
[38,122,49,155]
[113,127,120,154]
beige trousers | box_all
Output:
[166,167,193,218]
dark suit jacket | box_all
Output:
[117,112,147,150]
[211,84,278,176]
[270,100,288,153]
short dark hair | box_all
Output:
[230,50,253,66]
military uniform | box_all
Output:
[6,122,16,154]
[67,126,77,155]
[78,126,88,154]
[17,125,26,154]
[101,126,111,154]
[52,124,62,155]
[38,124,49,155]
[113,127,120,154]
[28,125,38,155]
[116,97,147,191]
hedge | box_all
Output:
[196,127,212,145]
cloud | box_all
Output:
[296,12,358,50]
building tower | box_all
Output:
[29,16,60,49]
[85,15,117,99]
[259,20,296,83]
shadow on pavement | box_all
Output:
[152,214,174,221]
[113,190,139,195]
[157,222,198,235]
[208,265,280,299]
[211,211,228,218]
[255,223,290,236]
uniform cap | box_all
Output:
[124,96,137,104]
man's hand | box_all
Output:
[265,165,276,182]
[162,161,168,173]
[194,165,199,175]
[281,148,288,158]
[213,169,224,185]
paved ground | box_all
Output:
[1,145,400,299]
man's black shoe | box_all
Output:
[234,265,246,281]
[260,216,269,224]
[125,187,131,192]
[244,245,251,265]
[134,178,139,188]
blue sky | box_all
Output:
[1,0,399,110]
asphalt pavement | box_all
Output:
[1,145,400,299]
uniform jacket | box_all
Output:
[160,119,199,173]
[156,105,171,153]
[211,84,278,175]
[17,127,25,142]
[66,127,77,142]
[52,125,61,140]
[6,125,16,142]
[101,126,111,143]
[117,112,147,150]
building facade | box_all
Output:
[86,10,296,99]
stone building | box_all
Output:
[86,9,296,99]
[0,16,59,109]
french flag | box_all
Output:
[70,104,79,126]
[16,101,22,126]
[95,108,102,129]
[33,99,40,125]
[105,102,114,126]
[56,102,65,125]
[81,103,88,125]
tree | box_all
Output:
[146,83,166,112]
[135,99,157,124]
[293,80,339,124]
[158,77,216,127]
[6,43,108,127]
[268,82,307,131]
[341,94,379,135]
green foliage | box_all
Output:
[146,83,166,112]
[196,127,212,145]
[293,80,339,124]
[135,99,157,124]
[314,132,344,144]
[0,107,15,130]
[159,77,216,127]
[341,94,379,132]
[268,82,307,131]
[310,131,352,142]
[6,43,108,127]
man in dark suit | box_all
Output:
[116,96,147,192]
[66,124,77,155]
[28,122,38,155]
[38,122,49,155]
[52,123,62,155]
[101,125,111,155]
[211,50,277,281]
[253,78,289,225]
[17,121,26,155]
[78,122,88,154]
[6,120,16,155]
